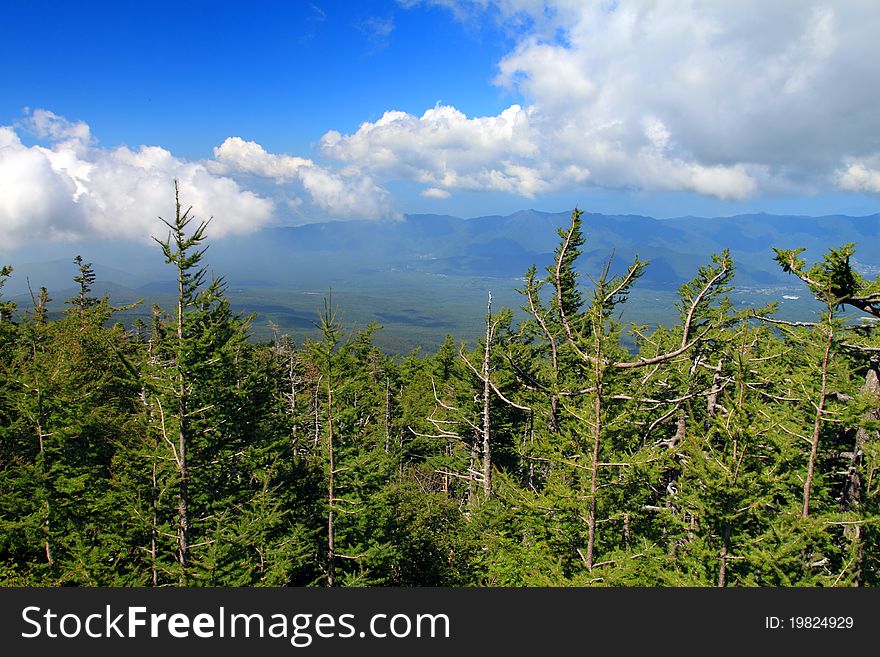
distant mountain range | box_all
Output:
[3,210,878,350]
[238,209,880,289]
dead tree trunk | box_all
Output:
[144,338,159,586]
[707,359,724,418]
[842,360,879,511]
[804,320,834,518]
[481,292,493,498]
[585,335,603,571]
[384,376,391,454]
[468,429,479,509]
[36,412,52,566]
[175,270,190,585]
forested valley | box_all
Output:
[1,191,878,587]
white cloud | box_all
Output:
[0,111,398,245]
[211,136,394,220]
[376,1,880,200]
[320,104,585,198]
[82,144,274,240]
[0,113,275,246]
[298,165,393,219]
[23,108,93,151]
[421,187,451,199]
[838,158,880,194]
[0,126,86,242]
[211,137,313,181]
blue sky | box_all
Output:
[2,1,513,156]
[1,0,879,246]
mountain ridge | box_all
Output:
[3,209,877,351]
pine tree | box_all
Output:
[142,182,288,585]
[773,244,880,584]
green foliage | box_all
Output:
[0,204,877,587]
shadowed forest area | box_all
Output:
[1,191,878,587]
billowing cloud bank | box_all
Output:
[0,111,393,246]
[0,110,275,245]
[346,0,880,200]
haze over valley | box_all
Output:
[4,209,878,351]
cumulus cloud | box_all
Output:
[299,166,393,218]
[211,136,394,219]
[0,113,275,246]
[0,126,85,242]
[320,104,589,198]
[23,108,93,150]
[0,113,397,246]
[421,187,451,199]
[374,1,880,200]
[838,158,880,194]
[212,137,313,181]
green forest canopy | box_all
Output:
[1,192,878,587]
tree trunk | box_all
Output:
[718,497,734,587]
[176,270,190,585]
[481,291,493,497]
[177,382,189,582]
[384,377,391,454]
[718,544,728,588]
[144,339,159,586]
[671,410,687,448]
[327,386,336,587]
[150,449,158,587]
[803,322,833,518]
[468,430,479,509]
[840,360,878,586]
[841,361,879,512]
[707,359,723,418]
[525,411,535,489]
[585,386,601,570]
[442,442,450,495]
[585,330,603,571]
[289,354,298,446]
[313,385,320,449]
[32,335,52,566]
[36,414,52,566]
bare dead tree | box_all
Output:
[804,318,834,518]
[458,291,533,499]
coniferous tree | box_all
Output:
[2,200,879,587]
[773,244,880,584]
[141,182,294,585]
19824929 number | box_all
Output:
[789,617,853,629]
[765,616,854,630]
